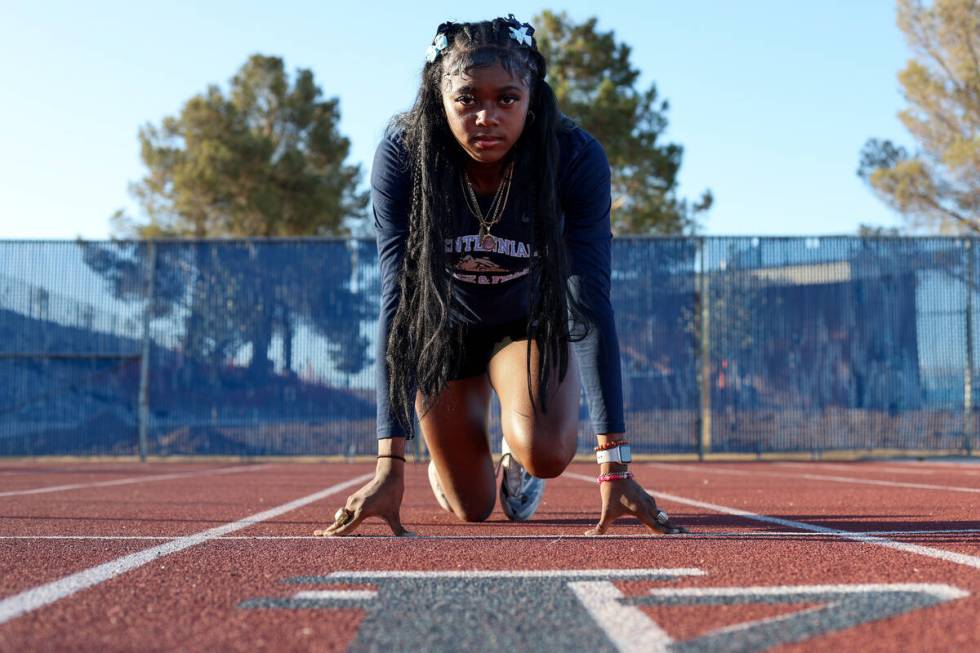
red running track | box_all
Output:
[0,460,977,652]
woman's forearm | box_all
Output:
[377,437,408,478]
[378,436,407,457]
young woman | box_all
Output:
[316,15,685,537]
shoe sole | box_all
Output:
[499,475,546,521]
[428,461,452,513]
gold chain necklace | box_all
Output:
[462,162,514,250]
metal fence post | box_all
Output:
[696,238,712,460]
[965,238,975,456]
[138,240,156,463]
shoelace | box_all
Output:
[494,452,525,498]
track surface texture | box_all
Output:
[0,459,978,652]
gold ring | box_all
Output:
[335,508,353,525]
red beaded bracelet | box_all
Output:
[597,471,634,483]
[594,439,629,452]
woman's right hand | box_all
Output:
[314,459,414,537]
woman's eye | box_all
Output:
[456,95,474,105]
[501,96,519,105]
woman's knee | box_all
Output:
[522,446,575,478]
[451,494,496,522]
[428,451,497,523]
[505,421,578,478]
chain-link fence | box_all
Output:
[1,237,975,457]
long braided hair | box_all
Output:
[386,15,593,437]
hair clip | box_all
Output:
[505,14,534,47]
[425,32,449,63]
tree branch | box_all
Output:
[963,5,980,85]
[922,192,980,233]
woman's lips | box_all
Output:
[472,136,503,149]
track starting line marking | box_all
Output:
[565,472,980,570]
[239,568,968,653]
[0,464,274,498]
[1,528,978,541]
[0,473,373,625]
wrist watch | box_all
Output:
[596,444,632,464]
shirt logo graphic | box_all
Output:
[446,233,531,285]
[454,255,507,273]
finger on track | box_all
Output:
[584,510,613,536]
[382,514,415,537]
[314,507,363,537]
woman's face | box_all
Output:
[441,62,530,166]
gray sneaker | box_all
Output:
[498,448,546,522]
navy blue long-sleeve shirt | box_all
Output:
[372,123,625,439]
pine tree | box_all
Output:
[535,11,712,235]
[858,0,979,233]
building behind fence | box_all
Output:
[0,237,975,457]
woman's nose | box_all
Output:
[475,108,499,126]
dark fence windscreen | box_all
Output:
[0,238,975,457]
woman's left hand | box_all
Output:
[585,476,687,536]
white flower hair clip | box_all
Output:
[425,33,449,63]
[506,14,534,47]
[509,25,532,46]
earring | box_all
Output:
[527,110,536,123]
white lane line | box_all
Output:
[643,584,969,600]
[864,464,970,476]
[569,581,672,653]
[890,460,979,467]
[889,462,980,476]
[896,465,980,476]
[774,462,937,476]
[0,466,152,476]
[0,465,273,498]
[565,472,980,570]
[1,529,978,541]
[788,473,980,493]
[710,604,828,638]
[653,463,980,494]
[0,473,372,625]
[818,529,980,536]
[777,461,980,478]
[294,590,378,600]
[320,569,705,579]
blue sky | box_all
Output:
[0,0,912,239]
